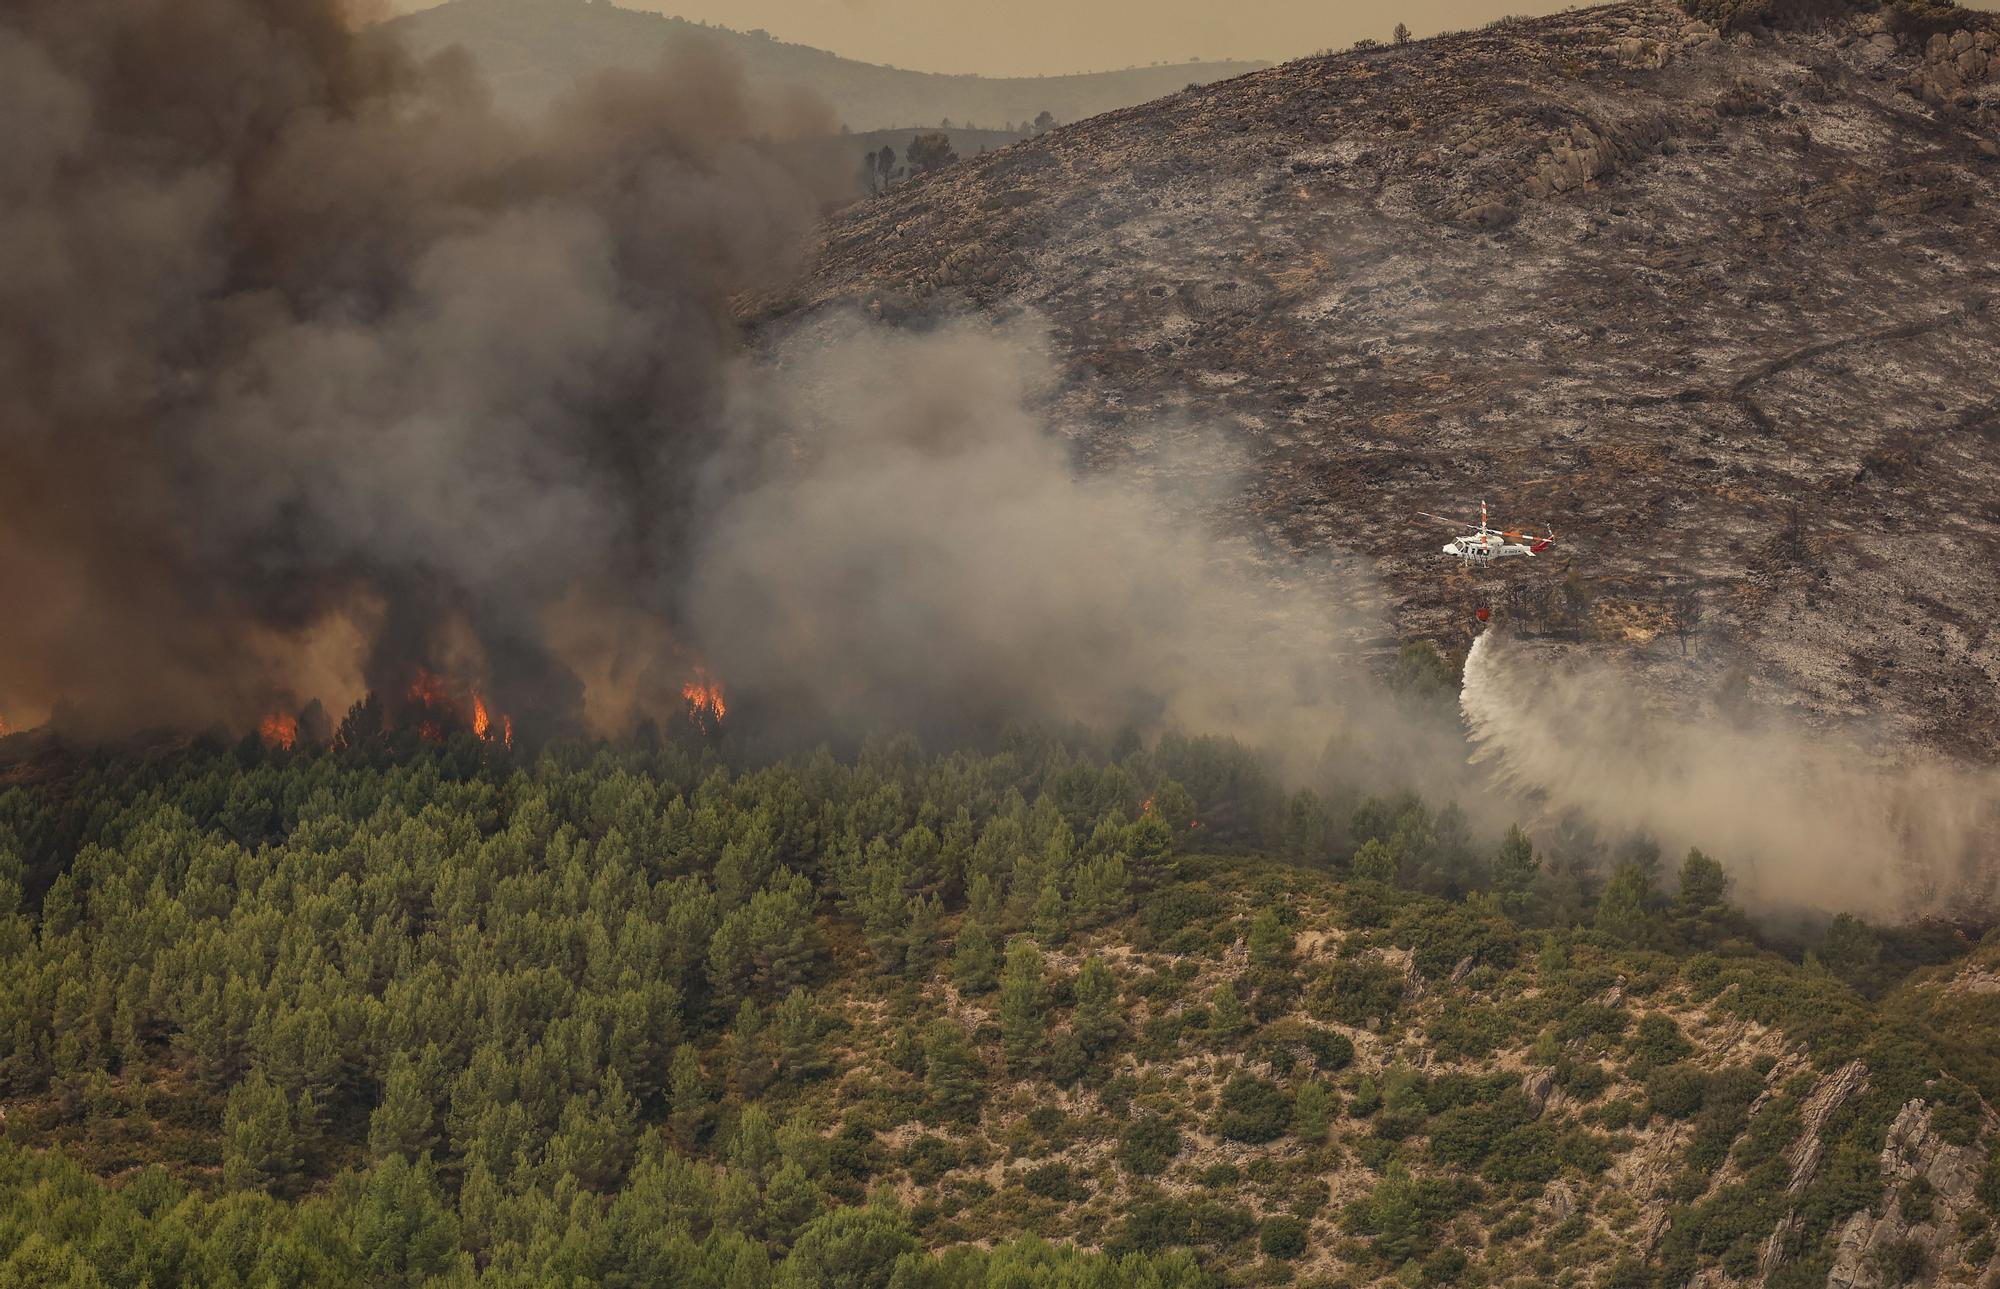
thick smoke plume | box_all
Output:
[683,314,1444,773]
[0,0,842,737]
[1460,632,2000,918]
[0,0,1453,771]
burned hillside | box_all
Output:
[761,0,2000,758]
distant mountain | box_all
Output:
[383,0,1268,131]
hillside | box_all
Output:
[4,729,2000,1286]
[383,0,1268,130]
[758,0,2000,759]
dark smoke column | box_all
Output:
[0,0,844,737]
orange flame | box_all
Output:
[401,670,513,745]
[682,668,726,722]
[259,712,299,750]
[407,668,451,709]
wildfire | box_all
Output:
[403,668,513,746]
[259,712,299,750]
[682,668,726,722]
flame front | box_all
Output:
[682,668,726,722]
[259,712,298,749]
[399,669,514,745]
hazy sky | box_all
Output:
[388,0,1586,75]
[387,0,2000,77]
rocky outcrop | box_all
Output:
[1903,27,2000,109]
[1826,1099,1995,1288]
[1522,1067,1566,1119]
[1788,1060,1871,1194]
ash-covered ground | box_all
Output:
[751,0,2000,759]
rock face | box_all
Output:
[1826,1099,1998,1287]
[1788,1059,1871,1193]
[763,0,2000,758]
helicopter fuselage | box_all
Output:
[1443,532,1551,564]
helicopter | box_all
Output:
[1417,501,1556,567]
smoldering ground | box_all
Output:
[1460,631,2000,920]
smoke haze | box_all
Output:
[684,314,1443,773]
[1460,632,2000,918]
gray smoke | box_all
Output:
[1460,631,2000,917]
[0,0,1485,805]
[683,313,1469,787]
[0,0,843,737]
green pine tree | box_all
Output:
[923,1018,985,1125]
[1073,956,1123,1056]
[999,938,1047,1075]
[952,921,1000,995]
[221,1070,299,1195]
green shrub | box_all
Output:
[1555,1003,1629,1045]
[1215,1074,1294,1144]
[1116,1116,1182,1176]
[1483,1123,1560,1184]
[1931,1099,1980,1148]
[1899,1177,1936,1225]
[902,1134,964,1185]
[1306,1028,1357,1072]
[1628,1014,1695,1074]
[1022,1160,1086,1202]
[1645,1063,1708,1119]
[1871,1235,1930,1286]
[1342,1166,1479,1266]
[1116,1197,1193,1253]
[1290,1178,1331,1219]
[1430,1000,1516,1062]
[1558,1060,1611,1103]
[1191,1200,1255,1246]
[1260,1215,1309,1259]
[1308,958,1407,1027]
[1420,1246,1470,1286]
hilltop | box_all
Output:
[760,0,2000,758]
[383,0,1268,131]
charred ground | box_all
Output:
[755,0,2000,758]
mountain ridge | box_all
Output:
[383,0,1270,130]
